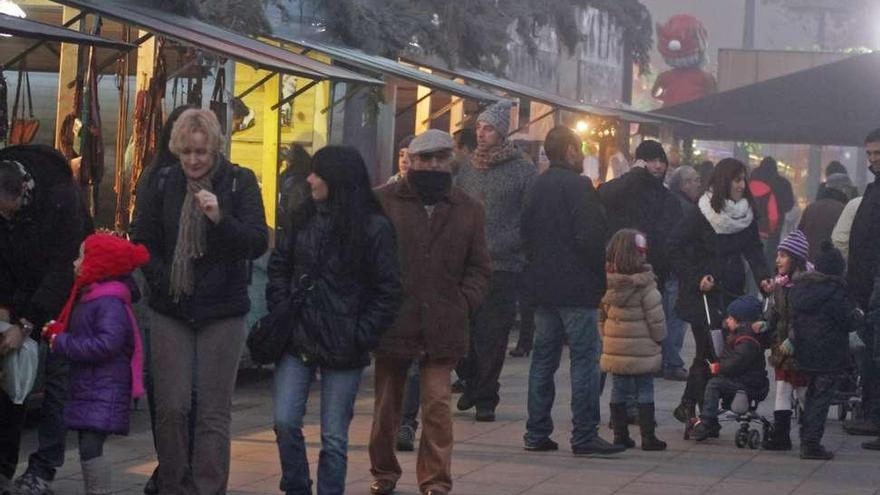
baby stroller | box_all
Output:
[833,335,866,422]
[685,380,771,448]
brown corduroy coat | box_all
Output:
[375,179,491,360]
[600,269,667,375]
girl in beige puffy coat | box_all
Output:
[600,229,667,451]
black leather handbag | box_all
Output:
[246,237,323,365]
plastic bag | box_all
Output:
[0,321,39,404]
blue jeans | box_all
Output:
[610,374,654,404]
[700,376,743,420]
[525,307,602,448]
[273,354,362,495]
[661,277,686,371]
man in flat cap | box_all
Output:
[369,129,491,495]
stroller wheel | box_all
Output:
[735,429,748,448]
[748,429,761,449]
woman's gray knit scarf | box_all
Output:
[169,167,216,301]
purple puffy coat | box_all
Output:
[52,281,137,435]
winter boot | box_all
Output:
[762,410,793,451]
[610,403,635,448]
[800,442,834,460]
[638,403,667,451]
[82,456,112,495]
[673,399,696,424]
[692,418,721,441]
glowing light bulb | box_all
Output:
[575,120,589,134]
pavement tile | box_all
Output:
[15,332,880,494]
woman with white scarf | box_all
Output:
[667,158,771,424]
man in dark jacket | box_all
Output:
[521,126,623,456]
[369,129,491,495]
[599,140,680,288]
[798,178,849,262]
[694,296,768,441]
[849,128,880,440]
[455,101,537,421]
[0,146,90,494]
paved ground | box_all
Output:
[17,332,880,495]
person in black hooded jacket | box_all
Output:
[0,145,90,494]
[789,242,863,459]
[266,145,401,495]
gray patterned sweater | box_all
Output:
[455,152,537,273]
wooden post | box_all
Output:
[414,68,432,134]
[262,73,280,229]
[54,6,81,148]
[449,78,465,133]
[136,32,157,93]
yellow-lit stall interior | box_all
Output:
[229,54,332,229]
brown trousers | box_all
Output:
[369,355,455,494]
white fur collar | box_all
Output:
[698,193,754,234]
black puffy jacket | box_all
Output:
[266,210,402,370]
[599,167,681,285]
[718,326,768,397]
[130,156,268,326]
[668,200,770,326]
[0,145,91,331]
[791,272,862,373]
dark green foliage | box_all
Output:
[521,0,652,73]
[145,0,287,35]
[300,0,652,73]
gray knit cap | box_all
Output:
[477,101,513,135]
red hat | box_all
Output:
[78,234,150,286]
[45,234,150,337]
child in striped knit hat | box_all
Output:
[760,229,813,451]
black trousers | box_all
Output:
[682,319,712,405]
[0,390,28,479]
[0,349,69,481]
[513,296,536,351]
[457,271,519,410]
[800,372,839,445]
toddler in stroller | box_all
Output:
[692,295,770,443]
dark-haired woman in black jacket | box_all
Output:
[668,158,771,423]
[266,146,401,495]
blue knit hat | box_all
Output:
[727,295,763,323]
[777,229,809,263]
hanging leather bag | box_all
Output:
[9,69,40,145]
[210,66,228,134]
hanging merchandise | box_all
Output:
[127,38,167,222]
[59,82,84,162]
[186,75,203,107]
[210,64,227,134]
[79,17,106,216]
[8,67,40,145]
[0,70,8,142]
